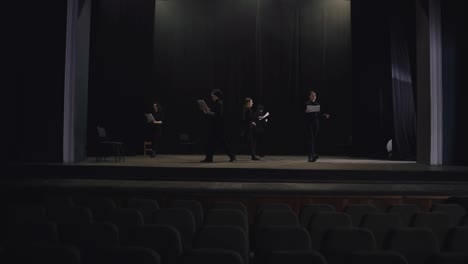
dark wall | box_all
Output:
[88,0,352,155]
[7,1,68,163]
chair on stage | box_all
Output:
[178,133,196,154]
[144,141,152,155]
[96,126,125,162]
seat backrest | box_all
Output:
[384,227,439,264]
[172,199,204,230]
[431,204,466,227]
[126,224,183,264]
[204,209,249,234]
[182,248,243,264]
[444,227,468,252]
[350,251,408,264]
[411,212,450,246]
[307,212,352,250]
[256,226,311,252]
[321,227,376,264]
[360,213,403,249]
[125,198,160,224]
[299,204,336,227]
[387,204,420,226]
[344,204,379,226]
[194,226,249,264]
[153,208,196,250]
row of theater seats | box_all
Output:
[1,196,468,264]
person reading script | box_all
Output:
[304,90,330,162]
[199,89,236,162]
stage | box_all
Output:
[3,155,468,196]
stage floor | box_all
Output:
[3,155,468,196]
[81,155,422,171]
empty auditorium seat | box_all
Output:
[204,208,249,233]
[104,208,144,227]
[3,245,81,264]
[183,248,244,264]
[307,212,352,250]
[351,251,408,264]
[344,204,378,226]
[153,208,196,250]
[360,213,403,249]
[446,197,468,212]
[43,195,75,209]
[299,204,336,227]
[194,226,249,264]
[384,228,439,264]
[6,221,59,246]
[213,201,248,217]
[6,204,46,224]
[59,222,120,249]
[87,246,161,264]
[431,203,466,227]
[47,206,93,224]
[462,215,468,226]
[103,208,144,244]
[172,199,204,230]
[443,227,468,252]
[126,225,183,264]
[411,212,450,246]
[267,250,327,264]
[256,203,293,216]
[255,226,312,264]
[321,227,376,264]
[73,197,117,222]
[256,209,299,230]
[387,204,420,226]
[125,198,160,224]
[256,226,311,252]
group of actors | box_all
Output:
[146,89,328,162]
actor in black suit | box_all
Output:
[147,102,164,158]
[242,98,260,160]
[201,89,236,162]
[254,104,268,157]
[304,90,329,162]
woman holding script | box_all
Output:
[146,101,164,158]
[304,90,330,162]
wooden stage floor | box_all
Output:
[3,155,468,196]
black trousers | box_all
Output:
[151,131,162,155]
[256,131,266,156]
[205,129,234,160]
[305,120,319,159]
[245,128,257,158]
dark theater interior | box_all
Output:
[2,0,468,263]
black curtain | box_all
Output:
[389,1,416,160]
[149,0,351,155]
[87,0,155,155]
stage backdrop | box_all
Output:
[88,0,352,155]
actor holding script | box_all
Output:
[145,102,164,158]
[199,89,236,162]
[304,90,330,162]
[242,98,260,160]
